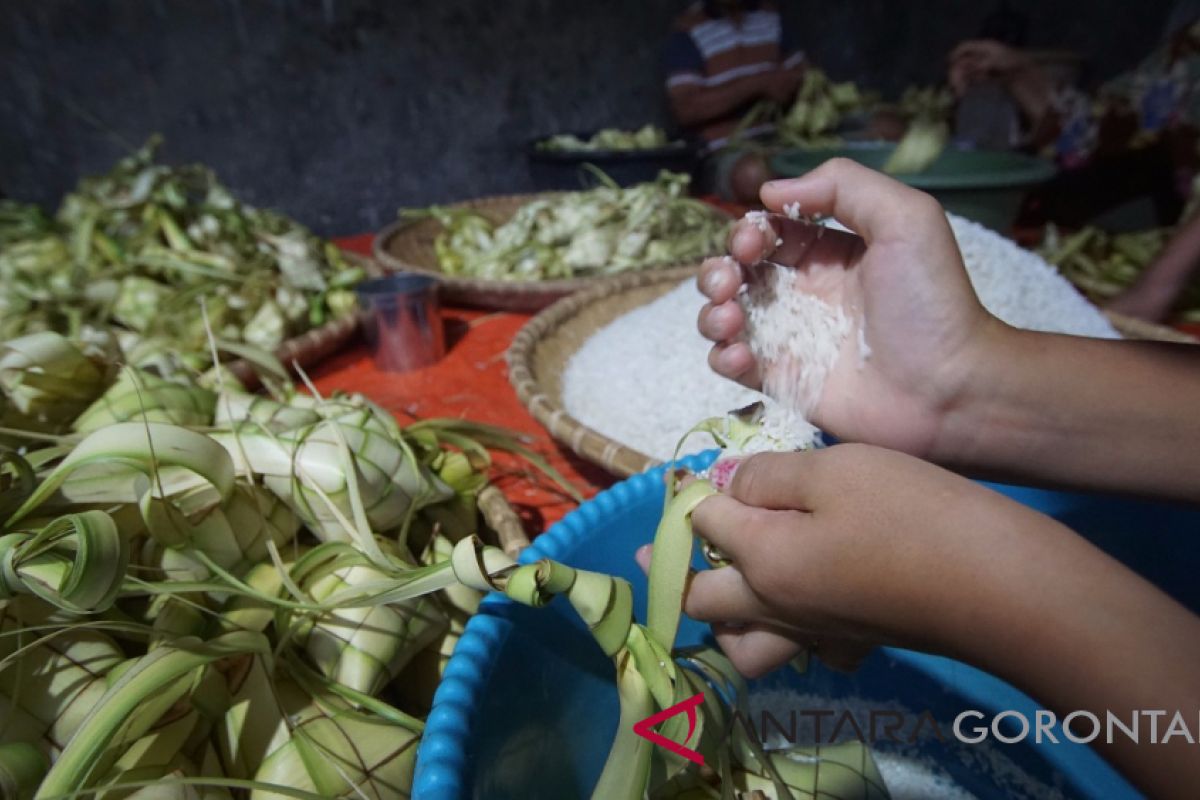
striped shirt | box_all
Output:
[663,1,803,147]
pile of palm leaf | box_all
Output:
[536,125,681,153]
[776,69,868,146]
[0,330,578,799]
[734,69,869,149]
[1040,225,1200,322]
[732,74,954,154]
[404,170,728,281]
[0,138,364,367]
[896,85,954,125]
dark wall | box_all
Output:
[0,0,1177,235]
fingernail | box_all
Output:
[732,225,760,252]
[709,457,743,491]
[703,269,727,296]
[634,544,652,572]
[710,301,732,327]
[715,344,746,378]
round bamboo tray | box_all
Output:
[373,193,727,313]
[508,270,1197,479]
[227,252,380,386]
[1102,311,1198,344]
[507,267,697,477]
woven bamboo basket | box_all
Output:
[373,193,728,313]
[1102,311,1198,344]
[226,252,380,386]
[508,269,1197,478]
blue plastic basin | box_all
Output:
[416,451,1200,799]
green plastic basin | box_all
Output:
[771,144,1057,232]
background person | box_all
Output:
[950,8,1200,321]
[949,9,1200,229]
[663,0,805,204]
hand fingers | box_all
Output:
[949,39,988,63]
[776,219,864,269]
[721,450,831,511]
[697,299,745,342]
[683,564,773,622]
[691,493,804,569]
[635,543,653,572]
[635,545,772,622]
[698,256,743,304]
[713,624,804,679]
[728,211,864,274]
[759,158,939,245]
[729,217,777,265]
[713,626,874,678]
[707,341,761,389]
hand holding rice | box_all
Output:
[698,158,1019,461]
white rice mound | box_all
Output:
[561,213,1118,461]
[947,215,1116,339]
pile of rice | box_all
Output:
[561,213,1117,461]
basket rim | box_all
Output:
[1102,309,1198,344]
[371,191,730,299]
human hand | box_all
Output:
[1105,282,1176,323]
[641,444,1067,678]
[948,39,1032,95]
[761,66,802,105]
[647,447,1200,800]
[697,158,1007,459]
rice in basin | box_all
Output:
[561,213,1117,462]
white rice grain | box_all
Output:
[741,262,850,418]
[560,280,761,460]
[745,209,776,238]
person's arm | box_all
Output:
[662,28,799,129]
[660,446,1200,799]
[668,71,796,128]
[936,327,1200,497]
[1107,212,1200,321]
[697,158,1200,501]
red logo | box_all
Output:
[633,692,706,765]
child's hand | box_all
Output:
[651,444,1200,799]
[648,444,1064,675]
[697,158,1008,459]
